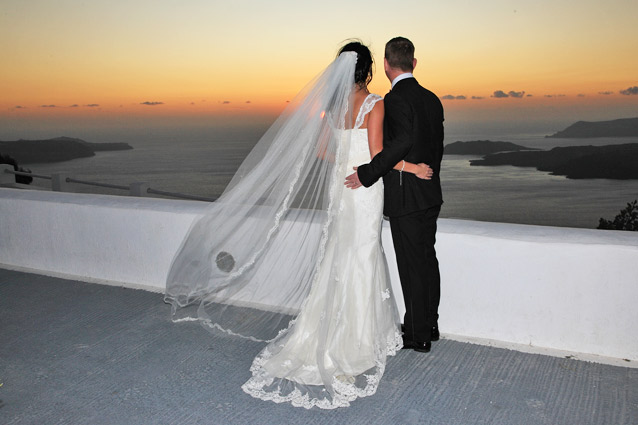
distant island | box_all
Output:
[547,117,638,138]
[0,136,133,164]
[445,140,539,155]
[470,143,638,180]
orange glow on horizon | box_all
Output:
[1,0,636,130]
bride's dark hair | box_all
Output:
[338,40,373,87]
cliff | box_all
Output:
[470,143,638,179]
[445,140,539,155]
[0,136,133,164]
[547,118,638,138]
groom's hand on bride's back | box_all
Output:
[345,166,363,189]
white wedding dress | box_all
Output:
[166,53,401,410]
[241,94,402,409]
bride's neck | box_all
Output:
[354,84,369,94]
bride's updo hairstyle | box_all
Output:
[338,41,373,88]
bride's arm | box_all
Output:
[367,100,384,159]
[367,101,432,180]
[394,160,433,180]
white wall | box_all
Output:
[432,221,638,363]
[1,188,637,363]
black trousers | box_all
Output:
[389,206,441,342]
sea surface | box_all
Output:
[19,125,638,230]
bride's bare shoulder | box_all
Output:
[370,97,384,115]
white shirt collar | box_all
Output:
[391,72,414,89]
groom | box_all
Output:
[345,37,444,353]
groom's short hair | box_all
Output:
[385,37,415,72]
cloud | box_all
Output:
[85,103,100,107]
[14,105,25,109]
[526,94,533,97]
[70,104,79,107]
[620,86,638,95]
[221,100,230,104]
[471,96,484,100]
[40,104,56,108]
[245,100,251,104]
[442,94,466,100]
[577,94,585,97]
[492,90,526,99]
[190,102,195,105]
[598,91,613,95]
[140,101,164,105]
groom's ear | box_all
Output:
[412,58,417,71]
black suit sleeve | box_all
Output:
[357,94,413,187]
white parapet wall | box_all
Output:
[1,187,637,364]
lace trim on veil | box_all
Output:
[165,52,358,342]
[228,142,312,281]
[242,331,402,409]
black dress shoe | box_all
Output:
[431,326,440,342]
[413,341,431,353]
[402,325,433,351]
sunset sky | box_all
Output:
[1,0,637,137]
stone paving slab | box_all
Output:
[1,268,636,425]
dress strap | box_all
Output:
[354,94,382,129]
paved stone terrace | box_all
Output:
[1,268,636,425]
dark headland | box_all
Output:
[444,140,539,155]
[470,143,638,180]
[547,117,638,138]
[462,119,638,179]
[0,136,133,164]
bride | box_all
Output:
[165,41,431,409]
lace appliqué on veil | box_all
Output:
[242,330,403,410]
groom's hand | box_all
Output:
[345,167,363,189]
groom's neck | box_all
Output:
[386,67,412,84]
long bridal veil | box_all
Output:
[165,52,357,342]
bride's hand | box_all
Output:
[415,163,433,180]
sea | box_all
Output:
[17,122,638,230]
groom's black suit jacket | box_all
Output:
[357,77,444,217]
